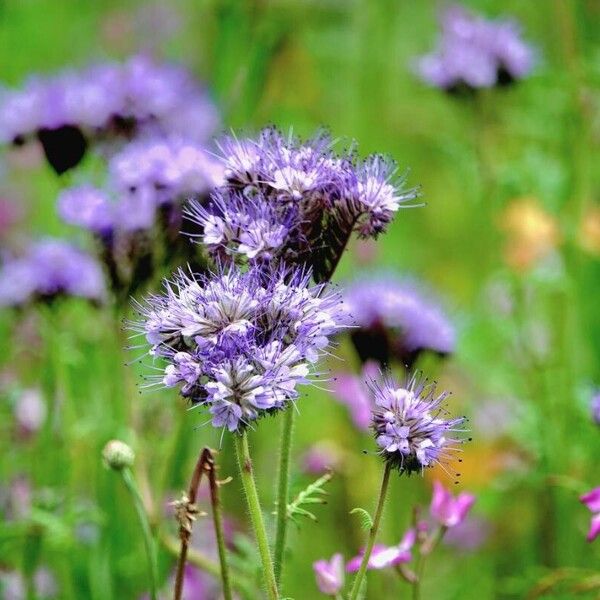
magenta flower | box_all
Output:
[346,529,415,572]
[581,487,600,542]
[430,481,475,528]
[313,553,344,596]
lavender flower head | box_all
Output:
[370,372,466,474]
[186,128,420,281]
[343,275,455,367]
[131,264,347,432]
[414,5,536,93]
[0,55,219,174]
[0,239,105,306]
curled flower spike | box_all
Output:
[430,480,475,528]
[313,553,344,596]
[131,263,349,432]
[370,372,467,475]
[581,488,600,542]
[186,127,420,281]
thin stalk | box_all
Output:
[207,453,233,600]
[348,463,392,600]
[121,468,158,600]
[273,407,295,585]
[412,526,446,600]
[234,432,279,600]
[173,448,232,600]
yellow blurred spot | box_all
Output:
[499,197,560,270]
[578,205,600,256]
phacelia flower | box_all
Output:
[346,529,415,572]
[313,553,344,596]
[343,275,455,367]
[131,264,347,432]
[14,388,46,437]
[370,372,466,474]
[0,55,219,174]
[414,5,536,93]
[186,127,420,281]
[0,239,106,307]
[430,480,475,528]
[581,487,600,542]
[57,136,222,295]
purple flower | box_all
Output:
[346,529,415,572]
[58,185,114,234]
[0,567,57,600]
[313,553,344,596]
[443,515,490,552]
[0,55,219,173]
[581,488,600,542]
[414,5,536,92]
[591,391,600,426]
[14,388,46,436]
[370,372,467,474]
[430,481,475,528]
[301,442,343,474]
[0,239,106,306]
[332,361,380,431]
[131,264,347,432]
[343,275,455,367]
[186,128,419,281]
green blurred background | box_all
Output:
[1,1,599,598]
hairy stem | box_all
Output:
[234,432,279,600]
[121,469,158,600]
[273,407,295,586]
[348,463,392,600]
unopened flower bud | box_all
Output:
[102,440,135,470]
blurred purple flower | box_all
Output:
[0,55,219,174]
[0,238,105,307]
[301,442,343,474]
[443,515,490,552]
[590,391,600,426]
[313,553,344,596]
[581,487,600,542]
[332,361,380,430]
[343,275,455,367]
[370,373,466,474]
[346,528,415,572]
[0,567,57,599]
[414,5,536,92]
[14,388,46,436]
[430,481,475,528]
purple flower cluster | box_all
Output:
[186,128,419,281]
[415,5,536,92]
[581,488,600,543]
[58,136,223,235]
[342,275,455,367]
[132,265,347,432]
[370,372,466,474]
[0,55,219,173]
[0,239,105,306]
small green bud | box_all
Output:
[102,440,135,471]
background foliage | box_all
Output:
[1,1,599,598]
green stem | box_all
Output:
[273,407,295,586]
[121,469,158,600]
[412,526,446,600]
[348,463,392,600]
[208,456,233,600]
[234,432,279,600]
